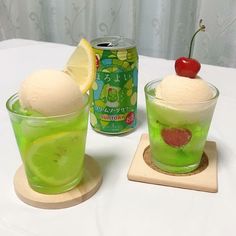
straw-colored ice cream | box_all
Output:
[19,69,84,116]
[155,74,213,103]
[154,74,215,124]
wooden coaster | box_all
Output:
[14,155,102,209]
[127,134,218,192]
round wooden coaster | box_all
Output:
[143,146,209,176]
[14,155,102,209]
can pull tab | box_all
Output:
[96,42,114,47]
[96,36,123,48]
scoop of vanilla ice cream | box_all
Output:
[154,74,216,124]
[19,69,84,116]
[155,74,213,103]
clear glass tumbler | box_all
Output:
[145,79,219,174]
[6,94,90,194]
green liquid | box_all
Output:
[146,99,213,173]
[10,100,89,194]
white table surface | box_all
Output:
[0,39,235,236]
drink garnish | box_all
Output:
[161,127,192,148]
[64,38,96,93]
[175,19,206,78]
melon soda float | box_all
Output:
[6,39,96,194]
[145,20,219,174]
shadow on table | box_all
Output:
[86,107,147,178]
[89,151,119,181]
[216,140,231,168]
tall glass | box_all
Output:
[6,94,90,194]
[145,79,219,174]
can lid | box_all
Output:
[91,36,136,50]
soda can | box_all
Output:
[90,36,138,134]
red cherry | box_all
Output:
[175,57,201,78]
[161,127,192,148]
[174,19,206,78]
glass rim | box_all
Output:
[6,93,90,119]
[144,79,219,105]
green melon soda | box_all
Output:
[8,97,89,194]
[145,20,219,174]
[145,77,219,174]
[6,38,96,194]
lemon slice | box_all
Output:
[64,38,96,93]
[25,131,85,186]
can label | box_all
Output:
[90,47,138,134]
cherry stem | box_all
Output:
[188,19,206,58]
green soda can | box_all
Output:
[90,36,138,134]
